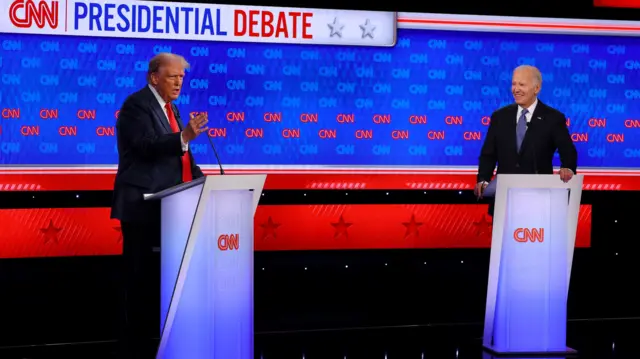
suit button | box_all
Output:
[516,164,520,168]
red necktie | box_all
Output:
[165,103,193,183]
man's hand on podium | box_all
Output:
[559,168,574,183]
[182,112,209,143]
[474,181,489,199]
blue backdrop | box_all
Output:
[0,28,638,168]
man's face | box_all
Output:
[511,69,540,108]
[151,60,185,102]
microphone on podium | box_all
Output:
[206,132,225,175]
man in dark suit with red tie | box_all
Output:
[111,52,208,358]
[474,65,578,213]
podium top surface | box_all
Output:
[483,174,583,198]
[144,177,206,201]
[144,174,267,201]
[494,174,583,189]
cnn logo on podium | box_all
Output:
[218,234,239,251]
[513,228,545,243]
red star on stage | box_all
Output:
[40,219,62,244]
[331,214,352,239]
[473,214,493,236]
[402,214,423,239]
[260,216,281,240]
[113,226,123,243]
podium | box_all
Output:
[144,175,267,359]
[482,174,583,356]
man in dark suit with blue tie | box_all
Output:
[474,65,578,212]
[111,52,208,358]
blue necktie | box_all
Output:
[516,109,528,152]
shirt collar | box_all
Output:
[148,84,167,109]
[518,98,538,117]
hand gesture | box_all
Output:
[474,182,488,199]
[182,112,208,143]
[559,168,573,183]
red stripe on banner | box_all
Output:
[0,174,116,191]
[0,208,122,258]
[253,204,592,251]
[397,17,640,31]
[593,0,640,8]
[0,205,591,258]
[0,173,639,191]
[261,174,640,191]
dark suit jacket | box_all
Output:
[477,100,577,213]
[111,86,204,223]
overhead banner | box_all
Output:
[1,0,397,46]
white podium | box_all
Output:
[482,174,583,355]
[144,175,267,359]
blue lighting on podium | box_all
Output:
[483,174,583,356]
[149,176,263,359]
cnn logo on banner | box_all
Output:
[513,228,545,243]
[218,234,239,251]
[9,0,59,29]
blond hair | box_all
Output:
[147,52,190,83]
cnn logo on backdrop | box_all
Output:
[513,228,545,243]
[218,234,239,251]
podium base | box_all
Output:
[482,345,577,357]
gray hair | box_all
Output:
[147,52,190,83]
[514,65,542,84]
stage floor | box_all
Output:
[0,318,634,359]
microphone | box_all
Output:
[526,118,539,174]
[206,132,225,175]
[185,109,225,175]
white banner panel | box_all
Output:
[1,0,396,46]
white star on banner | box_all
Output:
[327,17,345,38]
[360,19,376,39]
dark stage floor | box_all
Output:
[0,319,635,359]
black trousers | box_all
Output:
[120,220,161,359]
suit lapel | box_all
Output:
[143,86,173,134]
[505,105,518,156]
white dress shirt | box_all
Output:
[516,98,538,125]
[148,84,188,152]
